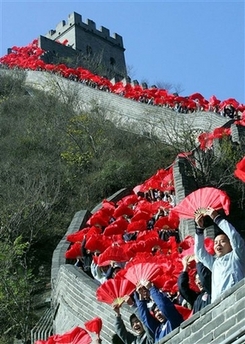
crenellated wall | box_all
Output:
[40,12,127,81]
[45,12,124,48]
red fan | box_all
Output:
[97,244,130,266]
[175,305,192,321]
[103,217,128,236]
[65,242,82,259]
[101,199,116,215]
[96,278,135,306]
[150,201,171,214]
[67,226,101,243]
[130,210,152,222]
[52,326,92,344]
[154,215,178,230]
[171,187,230,219]
[85,234,112,253]
[124,262,162,285]
[86,210,110,228]
[117,194,139,207]
[85,317,102,338]
[66,227,90,243]
[234,157,245,183]
[126,219,148,233]
[212,127,231,139]
[113,203,134,218]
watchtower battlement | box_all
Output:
[41,12,127,81]
[45,12,124,48]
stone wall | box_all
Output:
[159,278,245,344]
[21,68,244,343]
[23,70,230,145]
[41,12,127,80]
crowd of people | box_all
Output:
[64,176,245,343]
[0,39,244,119]
[3,38,244,344]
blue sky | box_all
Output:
[1,1,244,103]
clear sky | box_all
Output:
[1,1,244,103]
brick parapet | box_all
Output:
[158,278,245,344]
[45,12,124,48]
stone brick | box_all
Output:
[209,334,226,344]
[213,316,237,338]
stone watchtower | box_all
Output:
[38,12,127,81]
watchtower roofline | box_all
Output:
[45,12,124,49]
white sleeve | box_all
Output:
[194,233,214,271]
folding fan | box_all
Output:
[150,201,172,214]
[85,234,112,253]
[86,209,110,228]
[124,262,162,286]
[198,132,214,151]
[126,219,148,233]
[113,203,134,219]
[65,242,82,259]
[51,326,92,344]
[175,304,192,321]
[117,194,139,207]
[97,244,130,266]
[85,317,103,337]
[171,187,230,219]
[96,278,135,306]
[103,217,129,236]
[101,199,116,215]
[234,157,245,183]
[154,214,179,231]
[212,127,231,139]
[130,210,153,222]
[179,236,214,257]
[67,226,101,244]
[66,227,90,243]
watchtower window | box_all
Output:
[110,57,116,66]
[86,45,93,55]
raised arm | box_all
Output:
[177,255,198,307]
[194,212,215,270]
[113,304,135,344]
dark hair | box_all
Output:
[150,303,157,312]
[214,230,229,240]
[129,313,138,326]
